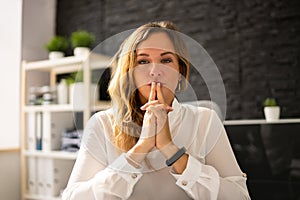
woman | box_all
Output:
[62,21,250,200]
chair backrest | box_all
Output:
[182,100,223,119]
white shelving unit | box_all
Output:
[20,53,111,200]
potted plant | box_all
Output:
[45,36,69,60]
[263,97,280,121]
[70,30,95,57]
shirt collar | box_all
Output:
[168,98,182,127]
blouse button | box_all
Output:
[181,180,188,186]
[131,173,138,179]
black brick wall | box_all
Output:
[56,0,300,120]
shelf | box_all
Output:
[24,53,111,73]
[23,101,111,112]
[223,118,300,125]
[21,54,112,200]
[25,194,61,200]
[25,56,83,71]
[24,104,74,112]
[23,150,77,160]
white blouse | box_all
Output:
[62,100,251,200]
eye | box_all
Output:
[161,58,172,63]
[137,59,150,64]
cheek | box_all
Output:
[133,70,148,94]
[164,72,180,91]
[169,80,178,91]
[133,67,148,87]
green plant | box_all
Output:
[263,98,277,107]
[65,77,75,85]
[66,70,84,85]
[71,30,95,48]
[45,36,69,52]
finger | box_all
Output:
[148,105,166,116]
[140,100,159,110]
[156,82,165,104]
[156,104,173,112]
[147,104,172,116]
[142,102,173,113]
[148,82,157,102]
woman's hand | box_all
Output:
[142,83,188,173]
[126,82,158,164]
[136,109,156,152]
[140,82,173,150]
[126,108,156,167]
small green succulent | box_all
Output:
[263,98,277,107]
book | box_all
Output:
[36,112,42,150]
[26,112,36,150]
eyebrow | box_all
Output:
[161,51,176,56]
[136,51,176,57]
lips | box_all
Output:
[147,81,165,86]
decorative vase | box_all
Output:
[49,51,64,60]
[69,83,98,110]
[69,82,84,110]
[73,47,90,57]
[57,79,68,104]
[264,106,280,122]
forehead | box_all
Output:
[136,32,175,53]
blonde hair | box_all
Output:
[108,21,190,152]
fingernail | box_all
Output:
[157,82,161,87]
[152,81,156,86]
[140,105,145,110]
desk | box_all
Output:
[224,119,300,200]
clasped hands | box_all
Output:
[127,82,180,168]
[139,81,173,152]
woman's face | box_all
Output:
[133,32,180,105]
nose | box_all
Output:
[150,63,162,77]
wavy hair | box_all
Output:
[108,21,190,152]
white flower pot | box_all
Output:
[69,83,98,110]
[49,51,64,60]
[73,47,90,57]
[57,79,68,104]
[264,106,280,122]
